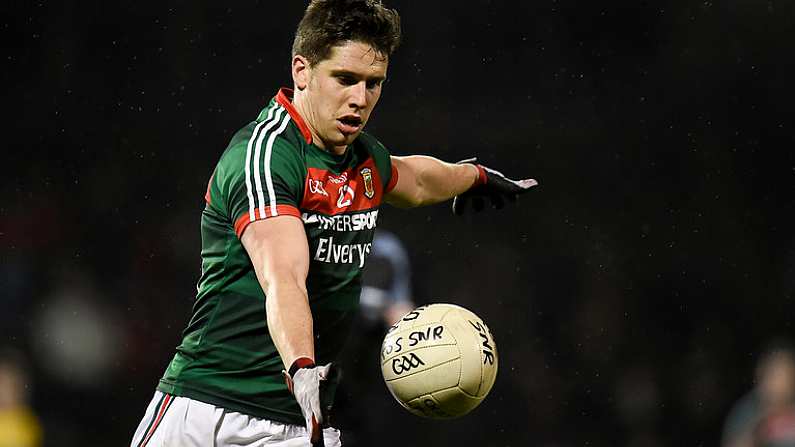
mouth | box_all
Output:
[337,115,363,135]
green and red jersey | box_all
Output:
[157,88,397,425]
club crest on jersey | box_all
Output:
[360,167,375,199]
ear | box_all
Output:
[292,55,311,90]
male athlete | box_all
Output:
[131,1,537,446]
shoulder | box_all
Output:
[206,108,308,215]
[216,113,305,181]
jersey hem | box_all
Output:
[156,380,304,426]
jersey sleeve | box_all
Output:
[215,133,305,238]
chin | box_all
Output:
[328,131,359,147]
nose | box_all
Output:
[348,81,367,109]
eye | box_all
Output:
[366,79,383,90]
[336,75,357,86]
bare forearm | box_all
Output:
[240,216,313,371]
[264,279,315,369]
[389,155,479,207]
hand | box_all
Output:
[452,158,538,215]
[284,359,333,446]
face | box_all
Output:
[293,41,388,153]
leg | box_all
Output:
[130,391,216,446]
[215,412,343,447]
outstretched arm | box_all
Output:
[385,155,480,208]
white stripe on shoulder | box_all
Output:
[263,112,293,217]
[244,104,279,222]
[252,106,287,221]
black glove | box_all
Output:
[284,358,335,446]
[452,158,538,215]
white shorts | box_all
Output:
[130,391,342,447]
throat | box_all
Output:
[329,144,348,156]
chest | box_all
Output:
[299,156,385,269]
[299,156,383,215]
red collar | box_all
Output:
[276,88,313,144]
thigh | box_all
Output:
[130,391,166,447]
[132,394,343,447]
[130,391,217,447]
[216,413,342,447]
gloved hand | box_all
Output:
[284,358,333,446]
[452,158,538,215]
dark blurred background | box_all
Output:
[2,1,795,446]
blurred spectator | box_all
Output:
[722,341,795,447]
[358,230,416,326]
[29,269,123,389]
[336,229,417,446]
[0,349,42,447]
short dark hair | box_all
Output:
[292,0,401,66]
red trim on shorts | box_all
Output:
[276,88,313,144]
[234,205,302,238]
[140,394,174,447]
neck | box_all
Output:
[292,88,347,155]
